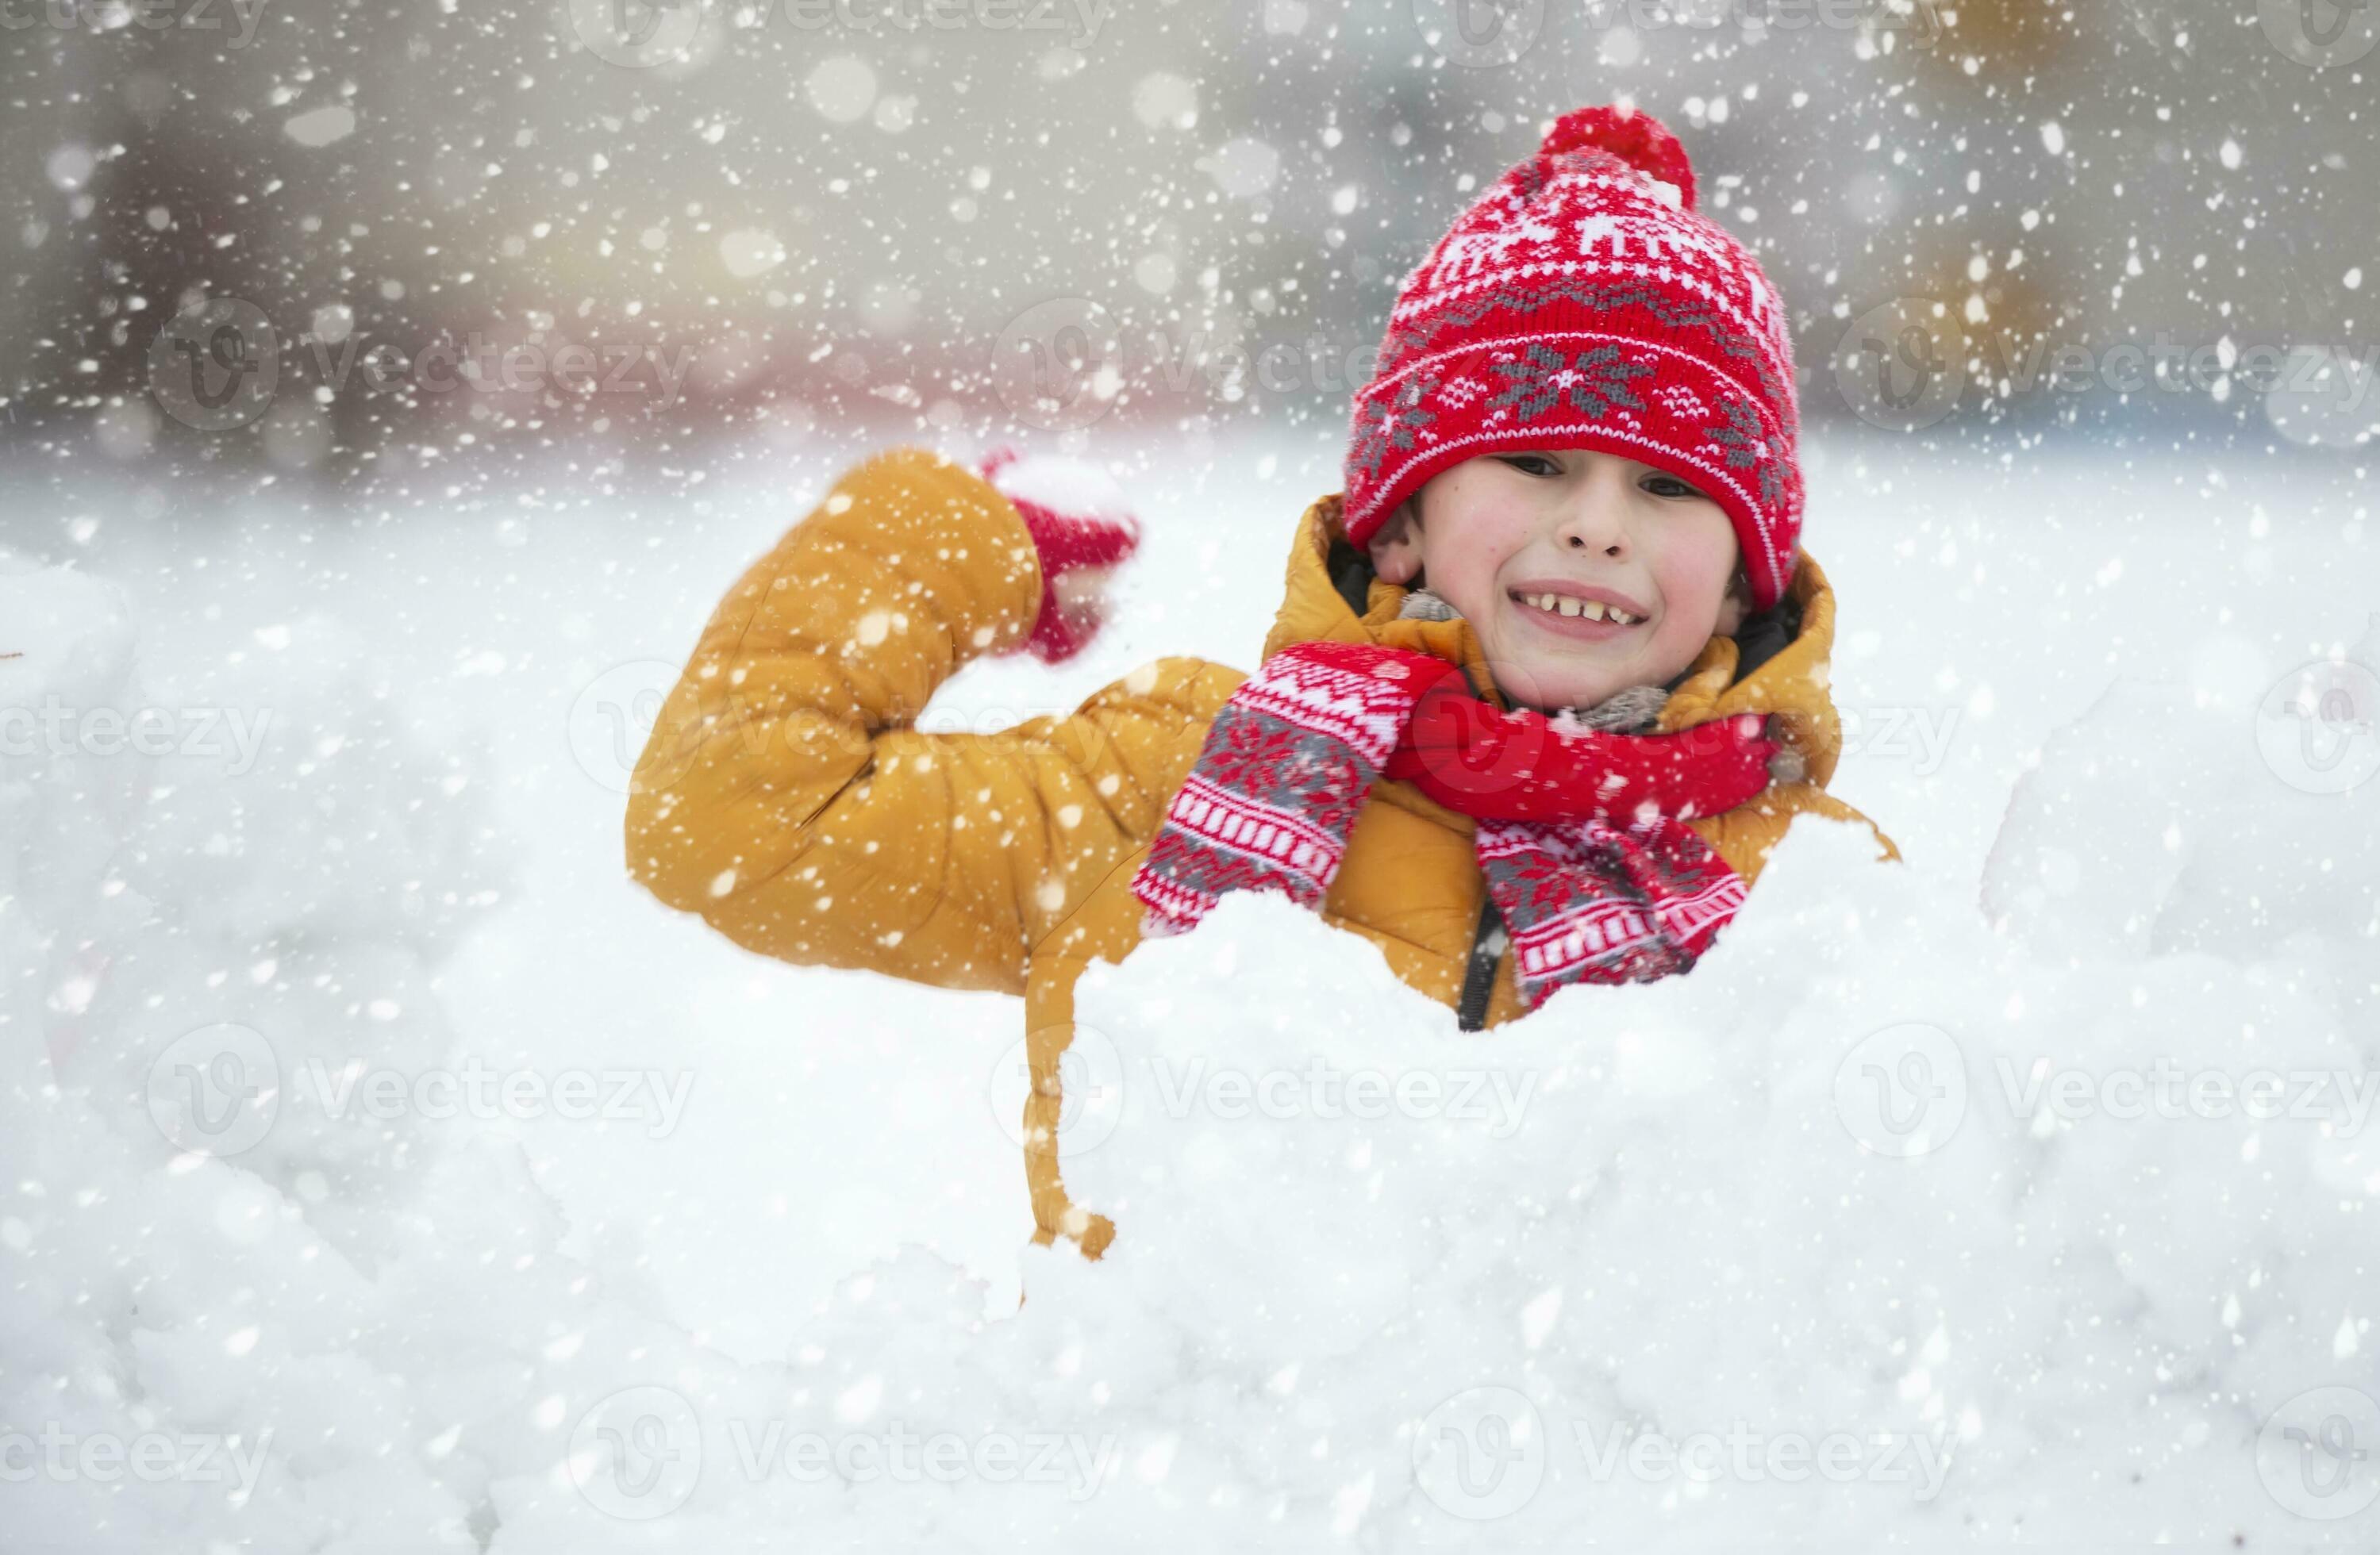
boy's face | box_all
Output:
[1365,449,1747,712]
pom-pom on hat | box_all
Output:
[1342,104,1804,610]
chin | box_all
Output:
[1499,658,1631,713]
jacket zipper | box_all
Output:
[1445,656,1508,1034]
[1456,896,1505,1033]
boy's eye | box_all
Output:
[1497,455,1562,478]
[1640,473,1709,501]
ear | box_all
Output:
[1713,588,1749,637]
[1366,501,1425,586]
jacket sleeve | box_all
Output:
[623,446,1240,994]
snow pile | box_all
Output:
[7,551,2376,1551]
[1052,864,2374,1542]
[1043,625,2380,1546]
[0,559,682,1549]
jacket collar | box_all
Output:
[1261,493,1848,789]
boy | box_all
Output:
[625,105,1896,1261]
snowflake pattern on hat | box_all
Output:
[1349,370,1440,478]
[1487,343,1655,423]
[1703,395,1786,509]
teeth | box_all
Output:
[1520,591,1640,624]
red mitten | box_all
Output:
[980,447,1141,663]
[1384,684,1775,824]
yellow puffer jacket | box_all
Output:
[625,446,1897,1260]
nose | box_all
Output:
[1553,474,1630,560]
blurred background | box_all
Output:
[4,0,2378,490]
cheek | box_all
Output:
[1431,513,1531,608]
[1651,516,1738,610]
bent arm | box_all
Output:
[624,446,1235,993]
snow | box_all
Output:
[1050,762,2379,1543]
[4,435,2378,1546]
[283,105,359,148]
[984,447,1135,519]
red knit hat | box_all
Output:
[1342,105,1803,610]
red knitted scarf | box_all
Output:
[1129,641,1774,1008]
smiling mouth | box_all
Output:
[1508,589,1648,628]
